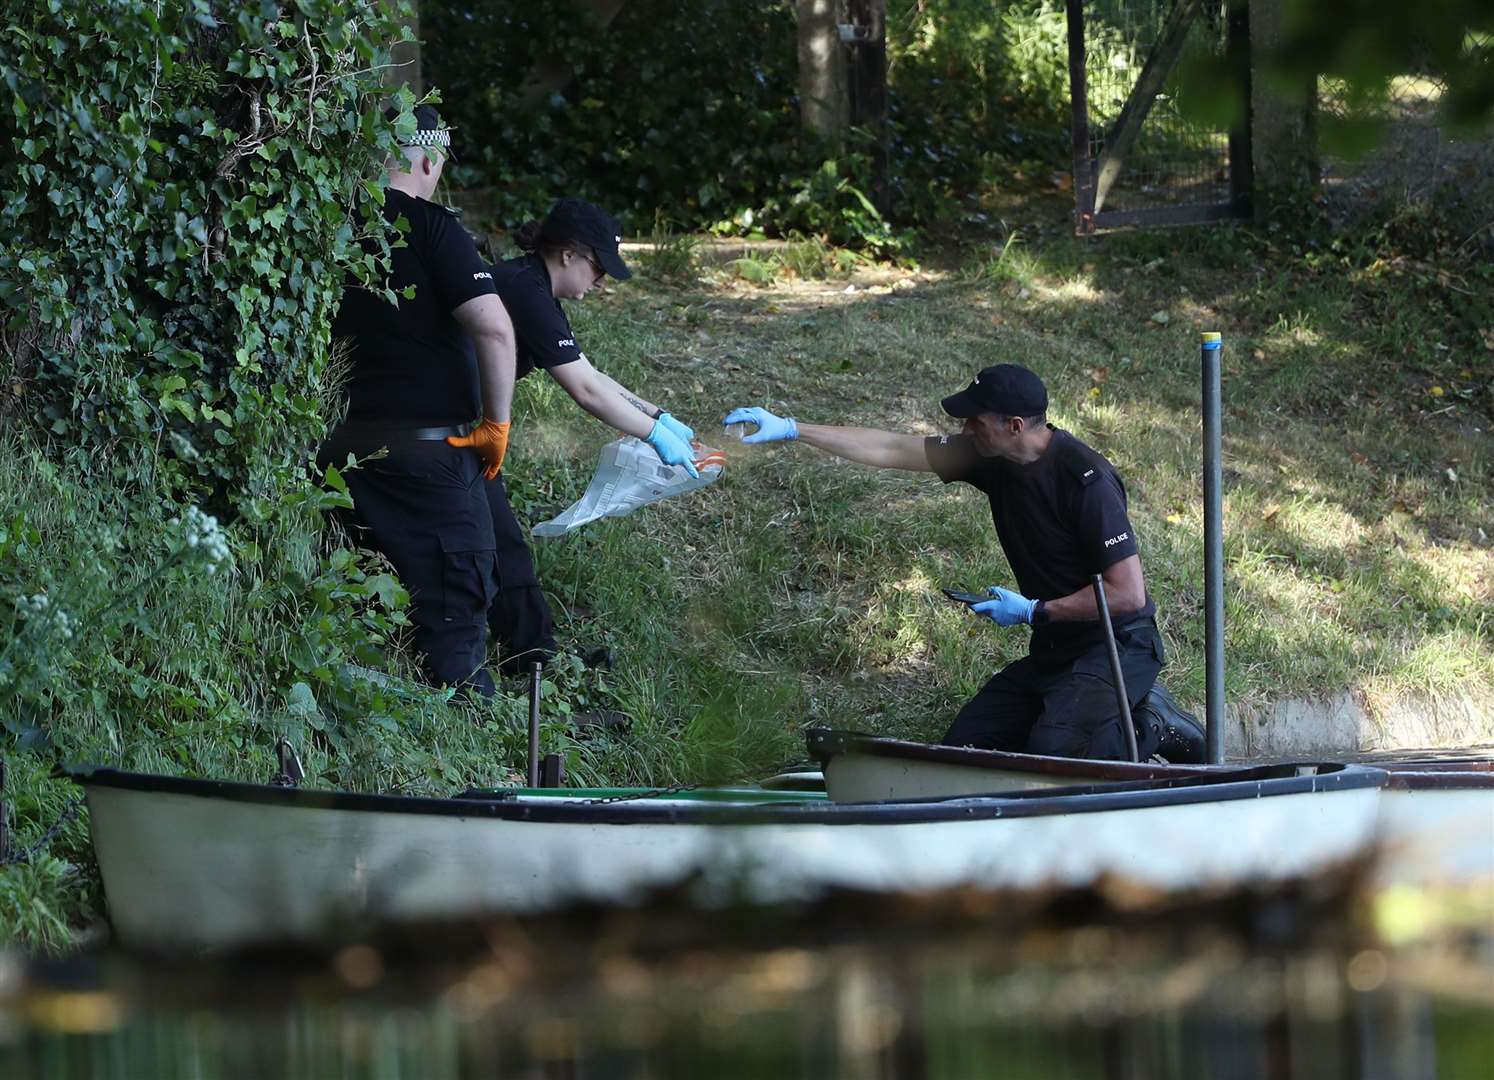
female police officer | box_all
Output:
[474,198,701,676]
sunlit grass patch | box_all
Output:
[412,212,1494,780]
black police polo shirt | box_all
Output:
[925,426,1155,649]
[489,254,583,381]
[332,189,497,424]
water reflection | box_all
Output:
[2,911,1490,1078]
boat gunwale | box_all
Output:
[807,728,1220,780]
[67,763,1388,827]
[1383,770,1494,791]
[809,730,1494,781]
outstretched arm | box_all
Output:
[551,354,700,477]
[590,365,663,421]
[548,353,654,438]
[796,423,932,472]
[723,407,932,473]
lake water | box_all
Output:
[3,905,1490,1079]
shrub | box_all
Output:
[0,1,580,948]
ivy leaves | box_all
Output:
[2,0,410,501]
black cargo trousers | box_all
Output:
[940,618,1166,761]
[318,427,555,696]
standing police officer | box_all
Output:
[321,105,517,698]
[481,198,702,676]
[725,365,1172,760]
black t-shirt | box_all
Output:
[489,254,583,381]
[925,426,1155,650]
[331,189,497,424]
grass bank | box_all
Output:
[511,203,1491,757]
[2,202,1489,950]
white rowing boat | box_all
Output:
[808,730,1494,894]
[71,762,1385,953]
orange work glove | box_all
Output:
[447,418,511,480]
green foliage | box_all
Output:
[1,0,415,506]
[422,0,1088,247]
[636,214,702,284]
[423,0,811,230]
[1274,0,1494,130]
[0,0,596,950]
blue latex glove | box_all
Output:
[645,418,700,478]
[971,586,1038,627]
[723,406,798,444]
[656,411,695,444]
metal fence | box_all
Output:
[1084,1,1232,209]
[1067,0,1248,233]
[1317,64,1494,227]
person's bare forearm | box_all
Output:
[591,365,661,420]
[475,337,514,423]
[1037,556,1147,621]
[550,358,654,438]
[454,295,516,422]
[794,423,932,472]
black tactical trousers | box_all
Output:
[941,619,1165,761]
[319,430,499,698]
[483,475,557,677]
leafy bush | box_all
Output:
[0,0,609,948]
[0,2,417,507]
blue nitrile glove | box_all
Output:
[723,406,798,444]
[971,586,1038,627]
[656,411,695,444]
[645,418,700,478]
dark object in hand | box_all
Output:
[941,588,987,606]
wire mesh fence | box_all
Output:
[1317,61,1494,235]
[1080,0,1234,213]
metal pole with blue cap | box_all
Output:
[1201,331,1225,764]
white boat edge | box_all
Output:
[72,763,1386,953]
[809,731,1494,891]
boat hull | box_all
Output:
[75,765,1384,953]
[1376,773,1494,890]
[809,732,1494,894]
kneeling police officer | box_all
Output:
[726,364,1175,760]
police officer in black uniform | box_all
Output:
[481,198,701,675]
[724,365,1168,760]
[320,105,517,698]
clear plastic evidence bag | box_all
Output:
[531,436,725,538]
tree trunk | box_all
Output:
[1248,0,1318,209]
[383,0,422,96]
[796,0,847,141]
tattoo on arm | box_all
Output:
[622,392,658,418]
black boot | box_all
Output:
[1134,685,1206,764]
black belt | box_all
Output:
[336,421,473,442]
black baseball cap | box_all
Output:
[941,364,1048,418]
[539,198,632,280]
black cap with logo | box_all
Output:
[538,198,633,280]
[941,364,1048,419]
